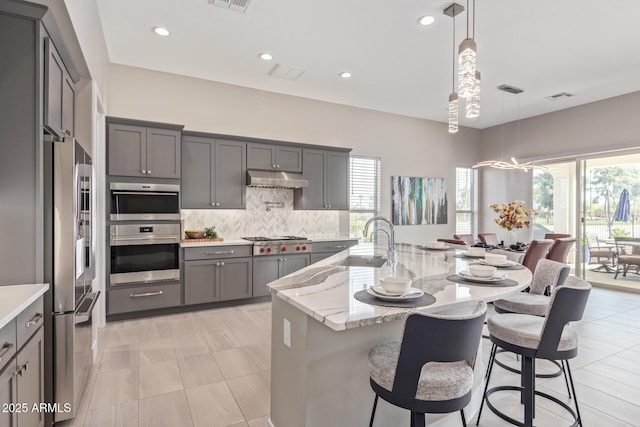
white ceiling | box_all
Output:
[95,0,640,129]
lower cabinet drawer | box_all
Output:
[0,318,16,373]
[16,297,43,349]
[108,283,181,315]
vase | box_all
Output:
[505,230,517,247]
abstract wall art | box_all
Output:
[391,176,447,225]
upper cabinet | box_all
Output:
[107,120,182,179]
[44,38,74,138]
[294,149,349,210]
[247,143,302,172]
[182,135,246,209]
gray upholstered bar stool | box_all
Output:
[491,259,572,394]
[367,301,487,427]
[477,276,591,427]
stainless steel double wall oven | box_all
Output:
[108,182,181,300]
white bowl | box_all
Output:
[485,254,508,265]
[379,276,412,294]
[467,247,486,256]
[469,265,497,278]
[429,241,446,248]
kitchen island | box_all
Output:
[267,243,532,427]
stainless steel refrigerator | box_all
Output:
[45,135,99,423]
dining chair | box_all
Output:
[545,237,576,264]
[521,239,554,273]
[587,234,615,266]
[453,234,476,247]
[478,276,591,427]
[613,236,640,279]
[544,233,570,240]
[368,301,487,427]
[478,233,500,246]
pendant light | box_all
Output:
[466,70,480,118]
[473,87,546,171]
[444,3,464,134]
[458,0,477,99]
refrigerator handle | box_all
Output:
[75,291,100,324]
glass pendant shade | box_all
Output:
[458,38,477,98]
[465,71,481,118]
[448,93,459,133]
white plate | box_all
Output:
[458,271,508,283]
[461,251,486,258]
[367,286,424,301]
[422,245,450,251]
[478,259,517,267]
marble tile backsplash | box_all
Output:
[182,187,340,238]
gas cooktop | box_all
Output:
[243,236,307,242]
[242,236,312,255]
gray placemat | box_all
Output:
[447,274,518,287]
[353,289,436,308]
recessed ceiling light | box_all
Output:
[339,72,352,79]
[152,26,170,36]
[418,15,436,26]
[259,53,273,61]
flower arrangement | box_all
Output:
[489,200,537,231]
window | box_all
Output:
[455,167,478,236]
[349,156,381,238]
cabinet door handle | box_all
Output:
[276,164,280,168]
[16,362,28,377]
[147,170,151,175]
[205,250,234,255]
[142,169,147,174]
[129,291,163,298]
[216,203,220,207]
[272,164,276,168]
[220,262,225,266]
[330,245,347,249]
[0,342,13,362]
[25,312,43,328]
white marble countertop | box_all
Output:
[180,238,253,247]
[268,243,532,331]
[0,283,49,330]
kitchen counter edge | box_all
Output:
[0,283,49,330]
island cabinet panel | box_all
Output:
[294,149,349,210]
[44,38,75,138]
[252,254,310,298]
[16,328,44,427]
[182,136,246,209]
[247,143,302,172]
[184,256,252,304]
[108,123,181,178]
[310,240,358,264]
[0,359,18,427]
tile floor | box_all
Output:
[62,286,640,427]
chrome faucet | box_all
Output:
[363,216,397,268]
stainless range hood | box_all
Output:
[246,170,309,188]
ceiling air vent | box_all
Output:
[208,0,251,13]
[546,92,575,101]
[268,64,306,81]
[497,84,524,94]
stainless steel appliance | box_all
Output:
[243,236,312,255]
[110,223,180,286]
[50,136,100,423]
[110,182,180,221]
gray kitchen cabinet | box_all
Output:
[184,256,252,305]
[247,143,302,172]
[252,254,310,297]
[310,240,358,264]
[0,302,44,427]
[108,123,181,179]
[294,149,349,210]
[108,283,182,315]
[44,38,74,138]
[182,135,246,209]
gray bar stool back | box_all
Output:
[367,301,487,427]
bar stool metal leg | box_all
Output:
[460,409,467,427]
[566,361,583,427]
[476,344,497,426]
[369,395,378,427]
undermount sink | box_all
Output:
[333,255,387,268]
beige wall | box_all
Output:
[107,64,482,244]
